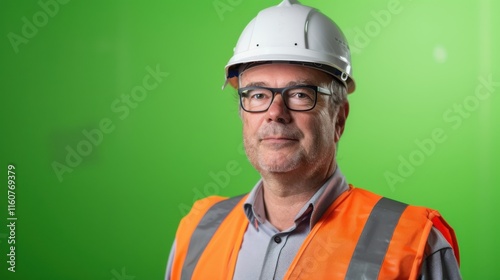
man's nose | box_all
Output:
[266,93,291,124]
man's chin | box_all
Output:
[257,157,301,174]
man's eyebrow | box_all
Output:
[242,79,316,88]
[243,81,268,87]
[285,79,315,86]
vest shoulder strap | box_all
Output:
[177,195,245,279]
[345,196,408,279]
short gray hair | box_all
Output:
[320,77,348,108]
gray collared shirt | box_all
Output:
[233,167,349,280]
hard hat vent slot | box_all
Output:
[341,72,348,81]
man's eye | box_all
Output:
[289,91,313,100]
[250,93,267,99]
[293,92,307,98]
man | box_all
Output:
[166,0,461,279]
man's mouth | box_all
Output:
[261,136,298,144]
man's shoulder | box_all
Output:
[347,185,443,220]
[348,185,436,209]
[348,185,459,251]
[186,196,229,218]
[184,194,247,220]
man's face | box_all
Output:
[239,63,348,177]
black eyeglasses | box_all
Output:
[238,85,332,112]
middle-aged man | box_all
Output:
[166,0,461,279]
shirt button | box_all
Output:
[274,236,282,244]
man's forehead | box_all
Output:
[239,64,330,86]
[242,79,318,88]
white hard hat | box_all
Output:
[223,0,356,93]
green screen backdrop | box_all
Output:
[1,0,498,279]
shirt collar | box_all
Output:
[243,166,349,231]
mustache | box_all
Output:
[258,124,303,140]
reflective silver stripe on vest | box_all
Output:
[181,195,245,280]
[345,197,408,279]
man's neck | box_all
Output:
[260,165,335,231]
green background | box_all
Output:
[1,0,498,279]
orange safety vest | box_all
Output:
[170,186,459,280]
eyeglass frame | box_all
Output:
[237,85,332,113]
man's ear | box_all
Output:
[334,101,349,142]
